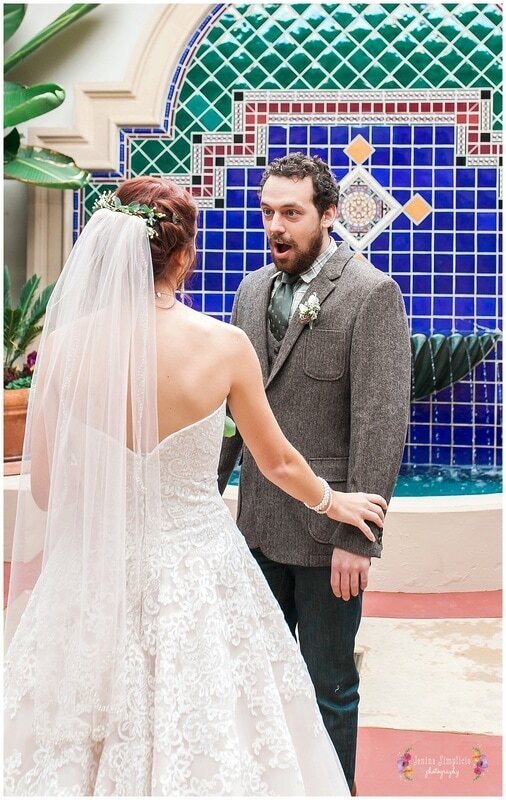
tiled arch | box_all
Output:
[35,3,504,470]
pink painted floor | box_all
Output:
[356,728,501,796]
[363,590,502,619]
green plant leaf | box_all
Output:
[3,144,90,189]
[4,307,22,367]
[27,282,55,328]
[4,127,21,162]
[4,270,54,368]
[5,4,99,73]
[12,324,43,363]
[4,264,12,311]
[17,273,40,320]
[224,415,237,438]
[4,80,65,127]
[4,306,20,340]
[13,276,40,362]
[4,4,26,43]
[5,375,32,389]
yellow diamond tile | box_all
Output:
[404,193,433,225]
[344,135,375,164]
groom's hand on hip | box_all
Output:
[331,548,371,601]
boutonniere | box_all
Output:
[298,293,321,329]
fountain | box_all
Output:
[410,331,501,401]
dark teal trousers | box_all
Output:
[251,547,362,791]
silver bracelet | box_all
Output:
[304,477,332,514]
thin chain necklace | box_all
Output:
[154,289,175,309]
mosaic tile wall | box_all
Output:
[76,3,503,470]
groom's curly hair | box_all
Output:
[259,153,340,231]
[116,176,198,287]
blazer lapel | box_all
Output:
[245,266,277,384]
[265,243,354,390]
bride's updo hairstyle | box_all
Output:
[115,176,198,288]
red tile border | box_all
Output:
[363,590,502,619]
[183,93,500,203]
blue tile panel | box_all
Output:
[76,3,502,470]
[191,126,502,469]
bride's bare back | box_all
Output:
[153,300,236,440]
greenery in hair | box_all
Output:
[92,191,167,238]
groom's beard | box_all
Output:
[270,228,324,277]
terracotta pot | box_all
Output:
[4,388,29,462]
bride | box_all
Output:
[4,177,386,796]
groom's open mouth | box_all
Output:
[271,239,293,258]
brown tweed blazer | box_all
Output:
[218,242,411,567]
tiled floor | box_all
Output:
[355,591,502,796]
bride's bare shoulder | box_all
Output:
[180,303,249,350]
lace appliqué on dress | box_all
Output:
[5,405,348,796]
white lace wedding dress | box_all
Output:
[5,402,349,796]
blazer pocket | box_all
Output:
[307,456,348,544]
[303,329,345,381]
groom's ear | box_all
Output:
[321,205,337,229]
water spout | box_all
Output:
[410,332,501,401]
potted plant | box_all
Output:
[4,265,55,461]
[4,5,98,462]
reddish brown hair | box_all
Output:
[115,176,198,287]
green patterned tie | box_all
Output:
[268,273,300,341]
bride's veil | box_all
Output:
[5,208,161,742]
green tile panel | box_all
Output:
[129,2,501,176]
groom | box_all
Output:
[218,153,411,791]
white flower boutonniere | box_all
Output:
[298,293,321,329]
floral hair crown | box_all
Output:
[92,190,180,239]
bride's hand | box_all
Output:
[326,490,387,542]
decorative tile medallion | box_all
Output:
[336,165,402,249]
[77,3,503,470]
